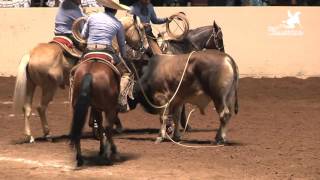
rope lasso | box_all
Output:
[130,51,196,109]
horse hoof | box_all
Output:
[111,145,117,155]
[76,155,84,167]
[115,127,123,134]
[215,138,226,145]
[172,136,181,142]
[186,125,192,132]
[44,134,53,142]
[155,137,164,144]
[27,136,35,143]
[112,153,121,162]
[77,159,84,167]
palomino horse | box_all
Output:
[70,15,149,166]
[13,14,148,143]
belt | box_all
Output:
[87,44,109,50]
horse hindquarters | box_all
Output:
[13,54,38,142]
[70,73,92,166]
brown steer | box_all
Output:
[129,49,239,144]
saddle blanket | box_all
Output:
[82,52,114,64]
[51,36,82,58]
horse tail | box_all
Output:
[13,54,30,113]
[227,55,239,115]
[70,73,92,144]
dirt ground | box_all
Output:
[0,76,319,179]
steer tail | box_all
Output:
[228,55,239,114]
[70,73,92,145]
[13,54,30,113]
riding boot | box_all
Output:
[118,56,135,112]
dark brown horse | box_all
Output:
[70,59,120,166]
[69,14,149,166]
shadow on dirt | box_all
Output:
[118,128,217,135]
[11,128,219,144]
[11,132,94,144]
[117,137,156,142]
[181,139,246,146]
[74,151,140,168]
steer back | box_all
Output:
[130,49,239,115]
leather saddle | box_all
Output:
[50,36,82,58]
[81,52,120,76]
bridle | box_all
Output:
[204,27,224,51]
[132,15,148,54]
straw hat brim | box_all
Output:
[96,0,130,11]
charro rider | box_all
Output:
[130,0,171,54]
[54,0,84,51]
[81,0,132,110]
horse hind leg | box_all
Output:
[23,79,36,143]
[37,85,58,140]
[108,111,120,159]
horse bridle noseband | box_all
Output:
[204,27,224,51]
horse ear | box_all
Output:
[133,14,137,22]
[213,20,218,29]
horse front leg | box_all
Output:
[75,139,83,167]
[114,112,123,134]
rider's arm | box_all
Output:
[149,4,168,24]
[117,24,127,58]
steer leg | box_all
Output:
[172,106,183,142]
[155,113,168,144]
[214,99,232,145]
[180,105,192,131]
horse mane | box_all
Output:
[164,26,213,53]
[187,26,212,38]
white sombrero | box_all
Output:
[96,0,130,11]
